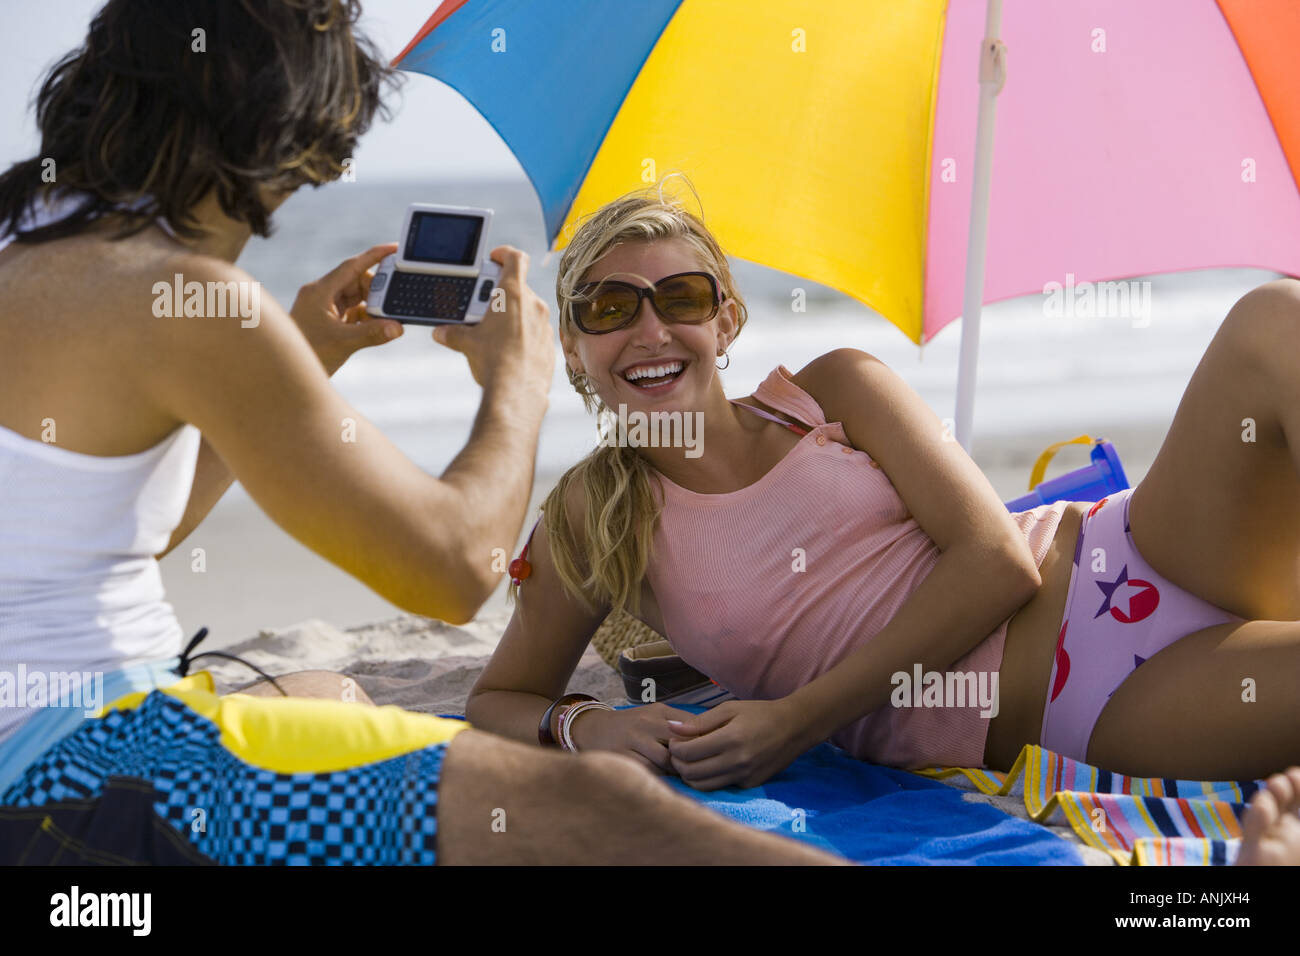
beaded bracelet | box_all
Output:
[558,700,615,753]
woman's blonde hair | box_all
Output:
[507,176,748,615]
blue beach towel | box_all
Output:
[650,704,1083,865]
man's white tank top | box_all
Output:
[0,193,199,746]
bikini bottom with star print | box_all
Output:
[1039,487,1244,764]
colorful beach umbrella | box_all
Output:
[395,0,1300,449]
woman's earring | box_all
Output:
[715,350,730,370]
[573,370,598,396]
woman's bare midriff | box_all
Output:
[982,501,1090,770]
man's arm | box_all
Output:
[143,252,551,625]
[441,380,547,594]
[156,244,402,561]
[155,438,235,560]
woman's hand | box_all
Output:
[290,243,404,375]
[568,703,701,774]
[665,699,810,791]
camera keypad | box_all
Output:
[383,273,477,320]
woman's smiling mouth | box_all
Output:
[622,359,688,391]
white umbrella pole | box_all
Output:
[954,0,1005,454]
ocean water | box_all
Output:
[235,179,1281,486]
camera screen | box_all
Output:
[405,212,482,265]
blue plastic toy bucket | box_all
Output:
[1004,435,1129,512]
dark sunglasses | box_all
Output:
[569,271,722,334]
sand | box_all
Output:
[197,610,626,716]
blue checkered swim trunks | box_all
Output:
[0,673,469,865]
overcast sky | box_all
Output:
[0,0,521,181]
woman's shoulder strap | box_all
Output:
[748,364,828,430]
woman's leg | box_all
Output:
[437,729,845,865]
[1088,620,1300,779]
[1081,280,1300,779]
[1125,279,1300,621]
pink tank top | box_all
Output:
[644,364,1068,769]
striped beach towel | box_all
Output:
[916,744,1261,865]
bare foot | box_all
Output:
[1235,767,1300,865]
